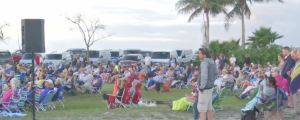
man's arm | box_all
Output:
[199,61,208,91]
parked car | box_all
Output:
[19,53,41,66]
[151,51,171,65]
[0,50,11,64]
[43,53,63,67]
[122,49,141,55]
[119,54,143,66]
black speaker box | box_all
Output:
[22,19,45,53]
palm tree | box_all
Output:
[225,0,283,49]
[248,27,283,49]
[176,0,230,48]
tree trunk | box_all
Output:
[205,11,210,48]
[241,12,246,49]
[86,45,90,63]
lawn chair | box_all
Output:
[27,89,42,112]
[102,93,127,110]
[16,88,28,112]
[0,88,28,118]
[52,88,65,109]
[129,79,142,105]
[38,90,56,111]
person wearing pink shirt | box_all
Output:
[269,67,289,120]
[272,67,289,94]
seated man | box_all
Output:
[39,79,54,103]
[52,78,64,101]
[144,70,164,92]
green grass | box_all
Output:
[3,84,248,120]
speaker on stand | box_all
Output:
[21,19,45,120]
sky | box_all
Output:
[0,0,299,53]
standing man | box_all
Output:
[281,47,296,107]
[197,48,218,120]
[144,53,152,67]
[290,49,300,114]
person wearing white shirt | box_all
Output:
[144,54,152,66]
[230,54,236,66]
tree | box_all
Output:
[0,23,9,42]
[248,27,283,49]
[176,0,230,48]
[225,0,283,49]
[66,14,108,61]
[208,39,281,66]
[209,39,240,58]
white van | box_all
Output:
[151,51,171,65]
[84,50,100,65]
[99,50,111,64]
[171,49,193,63]
[110,50,121,63]
[62,48,86,65]
[43,53,63,66]
[122,49,141,55]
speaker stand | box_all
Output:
[31,52,36,120]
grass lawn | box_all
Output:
[3,84,249,120]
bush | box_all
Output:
[208,40,281,67]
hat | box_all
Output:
[45,79,53,84]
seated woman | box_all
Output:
[163,68,174,92]
[155,92,196,111]
[256,77,279,120]
[238,73,259,99]
[1,78,20,107]
[39,79,54,103]
[241,73,266,112]
[111,71,121,96]
[91,74,103,93]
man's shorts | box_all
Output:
[197,88,213,112]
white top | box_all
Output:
[145,56,152,66]
[230,57,236,65]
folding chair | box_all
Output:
[38,90,56,111]
[103,93,127,110]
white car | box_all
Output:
[0,50,11,64]
[43,53,63,67]
[19,53,41,66]
[151,51,171,65]
[119,54,143,66]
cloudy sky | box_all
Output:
[0,0,299,53]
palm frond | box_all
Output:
[244,3,251,19]
[188,7,204,22]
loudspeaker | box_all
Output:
[22,19,45,53]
